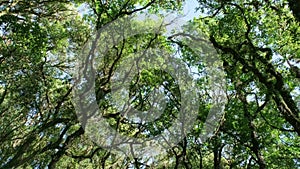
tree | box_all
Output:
[0,0,299,168]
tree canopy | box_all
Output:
[0,0,299,168]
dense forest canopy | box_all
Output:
[0,0,299,168]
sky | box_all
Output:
[182,0,201,21]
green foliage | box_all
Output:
[0,0,299,168]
